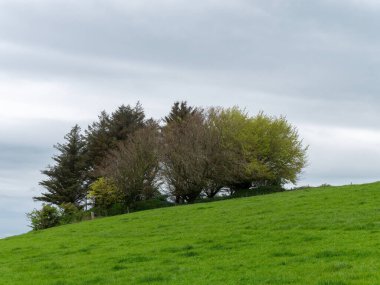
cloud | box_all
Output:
[0,0,379,109]
[342,0,380,9]
[300,125,380,185]
[1,0,380,236]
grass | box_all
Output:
[1,182,380,284]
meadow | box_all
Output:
[1,182,380,284]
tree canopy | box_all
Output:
[84,102,146,182]
[33,101,308,221]
[34,125,87,207]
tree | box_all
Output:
[204,107,307,191]
[99,123,161,208]
[164,101,197,124]
[33,102,307,214]
[109,102,145,140]
[161,112,210,203]
[34,125,87,207]
[161,107,252,201]
[84,102,146,182]
[202,108,248,197]
[218,109,308,189]
[88,177,121,210]
[243,113,307,186]
[84,111,112,171]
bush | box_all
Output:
[232,186,284,198]
[27,203,88,231]
[59,203,85,225]
[27,204,60,231]
[131,197,174,212]
[92,196,174,217]
[92,203,127,217]
[88,177,121,210]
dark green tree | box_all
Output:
[109,102,145,140]
[84,102,146,180]
[164,101,197,124]
[34,125,87,207]
[84,111,112,171]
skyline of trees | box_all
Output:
[32,101,308,226]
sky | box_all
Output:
[1,0,380,237]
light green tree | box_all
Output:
[211,107,307,189]
[88,177,121,210]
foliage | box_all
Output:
[243,112,308,186]
[27,203,87,231]
[203,107,250,197]
[99,123,162,207]
[92,203,127,217]
[161,105,306,201]
[88,177,121,210]
[88,181,172,217]
[59,203,85,225]
[34,101,307,209]
[130,196,174,212]
[85,102,146,181]
[164,101,198,124]
[231,185,284,198]
[212,107,308,190]
[161,112,210,203]
[108,102,146,141]
[10,183,380,284]
[84,111,112,173]
[34,125,87,207]
[26,204,60,231]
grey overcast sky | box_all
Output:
[1,0,380,237]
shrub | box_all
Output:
[92,203,127,217]
[59,203,85,225]
[131,197,174,212]
[88,177,121,211]
[232,186,284,198]
[27,204,60,231]
[92,196,174,217]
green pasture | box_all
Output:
[1,183,380,284]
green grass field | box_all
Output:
[1,182,380,284]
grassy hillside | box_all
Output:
[1,183,380,284]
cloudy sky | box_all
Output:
[1,0,380,237]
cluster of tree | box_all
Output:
[27,203,85,230]
[29,101,307,230]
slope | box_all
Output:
[1,183,380,284]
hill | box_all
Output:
[1,183,380,284]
